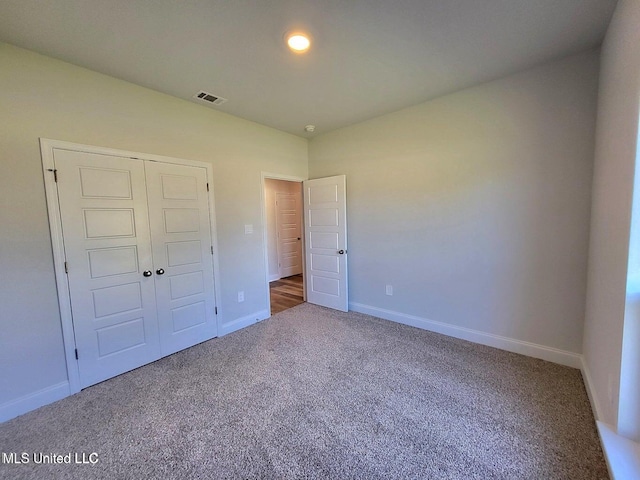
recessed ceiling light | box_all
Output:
[287,33,311,53]
[304,125,315,133]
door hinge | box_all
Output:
[75,348,78,360]
[206,183,210,192]
[211,246,214,255]
[64,261,68,274]
[215,307,218,315]
[47,168,58,182]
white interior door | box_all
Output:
[303,175,348,312]
[52,145,219,389]
[54,149,161,388]
[276,191,302,277]
[145,161,217,356]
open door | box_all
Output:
[303,175,348,312]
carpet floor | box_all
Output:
[0,303,607,479]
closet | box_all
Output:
[45,142,217,389]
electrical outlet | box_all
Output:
[244,224,253,234]
[385,285,393,296]
[238,291,244,302]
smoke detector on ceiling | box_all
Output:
[192,90,228,106]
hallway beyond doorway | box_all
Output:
[270,274,303,315]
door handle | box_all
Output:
[156,268,165,275]
[338,249,345,255]
[143,270,152,277]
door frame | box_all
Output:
[260,172,306,316]
[41,138,222,394]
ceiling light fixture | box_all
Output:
[304,125,315,133]
[286,33,311,53]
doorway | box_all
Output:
[263,176,304,315]
[270,274,304,314]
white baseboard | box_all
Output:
[349,302,582,369]
[269,274,281,282]
[218,309,270,337]
[0,381,70,423]
[580,357,603,421]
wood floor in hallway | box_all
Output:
[270,274,304,315]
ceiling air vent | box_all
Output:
[192,90,228,106]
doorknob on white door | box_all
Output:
[156,268,165,275]
[338,249,345,254]
[143,270,152,277]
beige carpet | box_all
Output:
[0,303,608,479]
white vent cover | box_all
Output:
[192,90,228,106]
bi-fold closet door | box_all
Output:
[54,148,217,388]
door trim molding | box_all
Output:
[41,139,81,393]
[260,172,306,316]
[40,138,222,394]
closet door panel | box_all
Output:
[54,149,161,388]
[145,162,217,356]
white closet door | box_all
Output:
[144,161,217,356]
[54,149,161,388]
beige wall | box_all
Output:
[0,42,307,411]
[583,0,640,430]
[309,50,599,356]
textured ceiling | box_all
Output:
[0,0,617,137]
